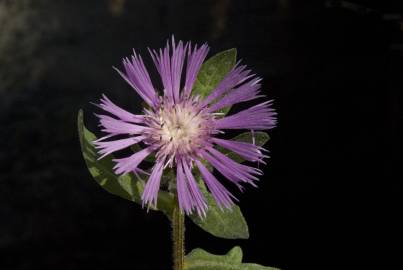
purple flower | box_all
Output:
[93,37,276,217]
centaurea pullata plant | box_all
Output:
[78,36,278,270]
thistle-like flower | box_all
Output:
[94,37,276,216]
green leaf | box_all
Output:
[77,109,175,216]
[216,132,270,163]
[192,48,237,115]
[189,177,249,239]
[185,246,280,270]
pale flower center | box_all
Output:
[159,106,202,145]
[144,100,213,163]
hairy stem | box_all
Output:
[172,200,185,270]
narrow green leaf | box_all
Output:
[185,246,280,270]
[216,132,270,163]
[192,48,237,115]
[77,109,175,216]
[189,177,249,239]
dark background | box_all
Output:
[1,0,402,269]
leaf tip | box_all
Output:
[227,246,243,262]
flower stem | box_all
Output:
[172,199,185,270]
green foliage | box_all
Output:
[192,48,237,115]
[216,132,270,163]
[185,246,280,270]
[189,178,249,239]
[77,109,174,216]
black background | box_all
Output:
[1,0,402,269]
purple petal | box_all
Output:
[201,63,253,106]
[94,136,145,160]
[96,114,149,135]
[207,77,262,113]
[215,101,277,130]
[182,161,208,217]
[149,37,187,103]
[114,50,158,108]
[113,146,154,175]
[170,38,187,102]
[195,160,236,209]
[96,94,145,123]
[183,42,209,97]
[211,137,268,164]
[201,147,262,188]
[141,159,165,207]
[149,45,172,101]
[176,159,192,214]
[93,133,118,143]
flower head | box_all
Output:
[94,37,276,216]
